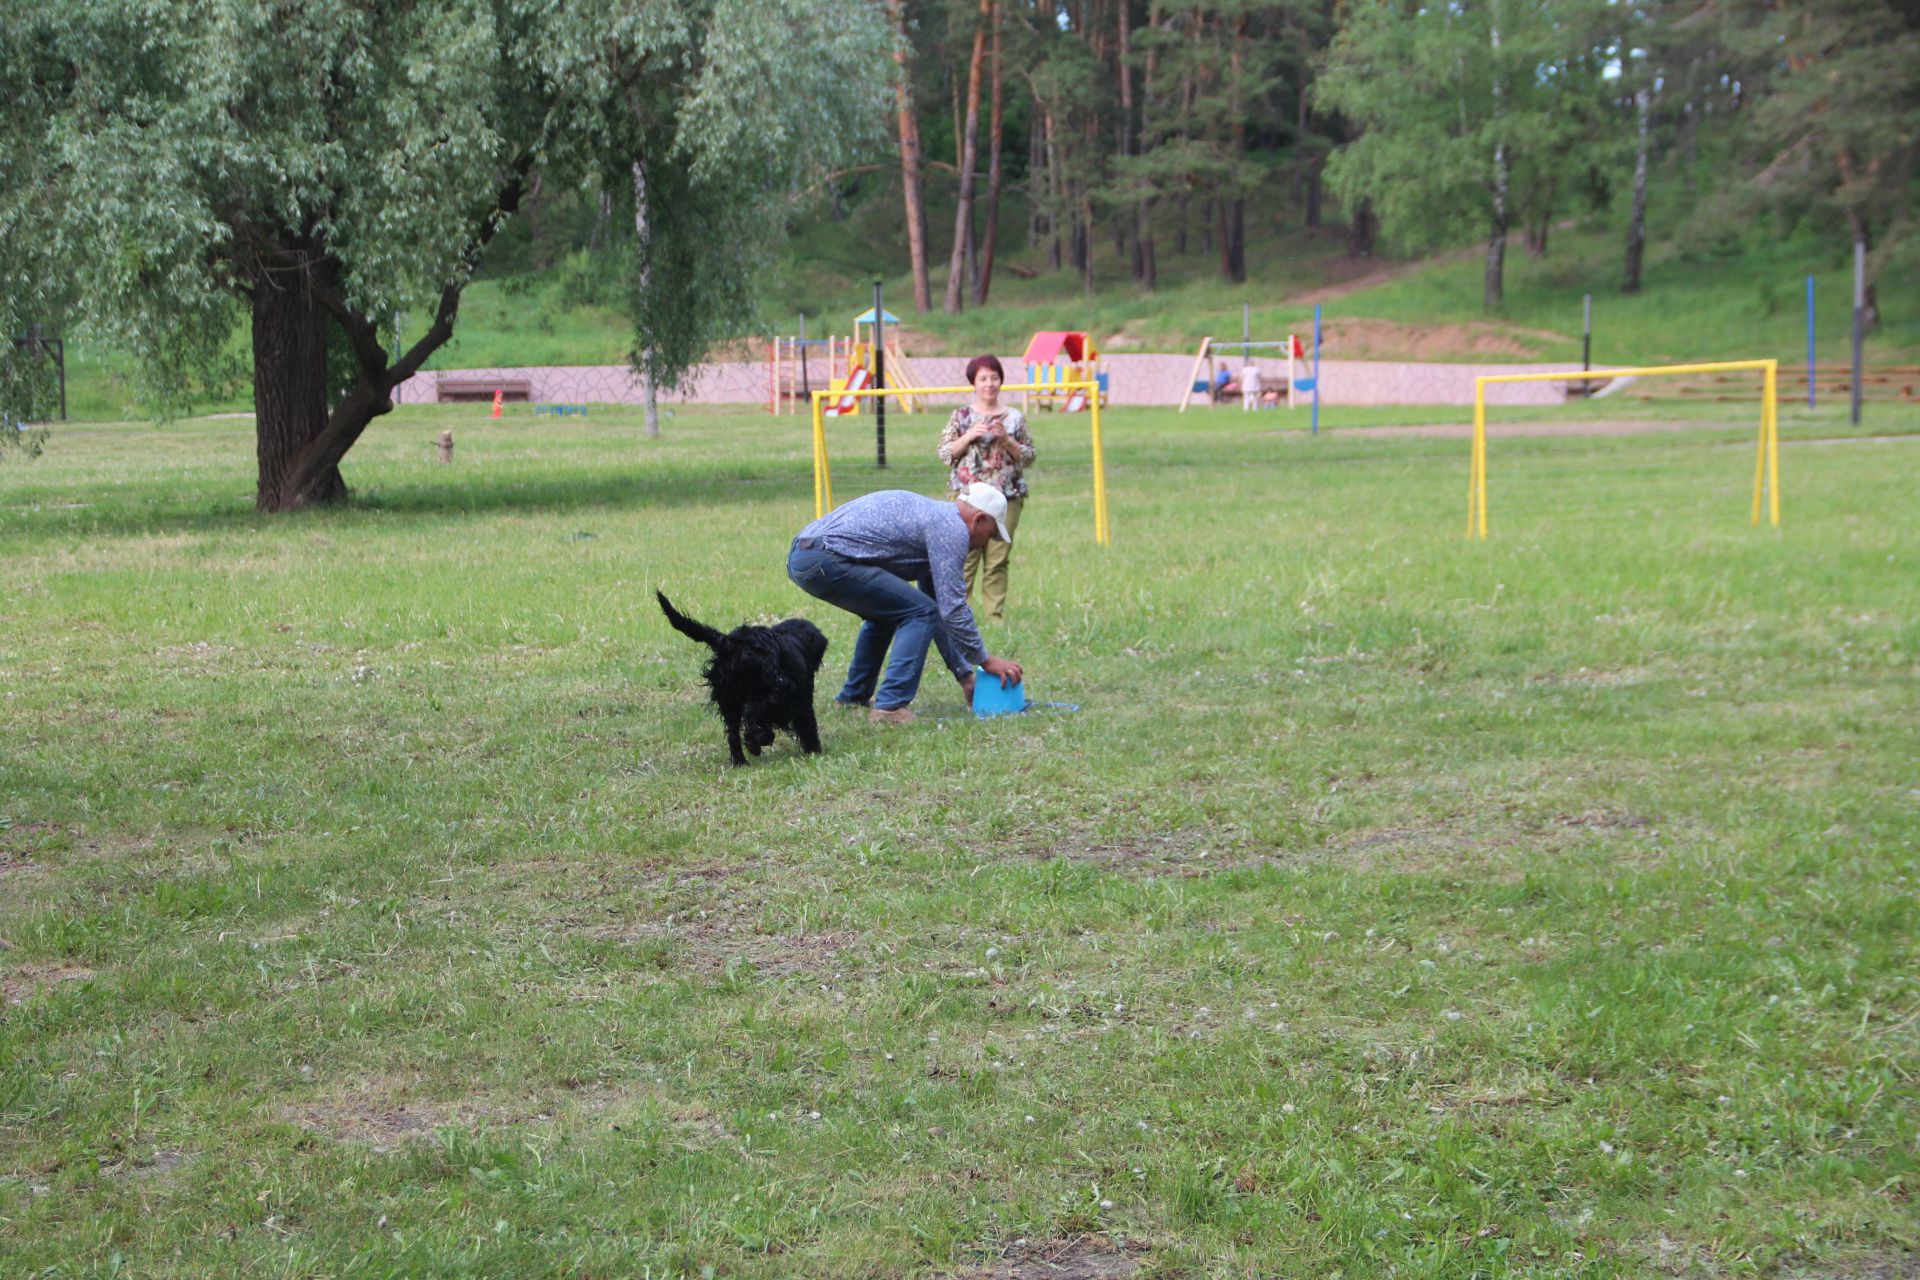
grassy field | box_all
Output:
[2,403,1917,1278]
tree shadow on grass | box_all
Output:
[0,462,820,545]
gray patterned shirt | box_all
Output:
[797,490,987,670]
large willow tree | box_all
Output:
[1,0,886,510]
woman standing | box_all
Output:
[938,354,1035,624]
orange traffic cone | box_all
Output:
[491,389,504,419]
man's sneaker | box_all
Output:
[868,705,916,725]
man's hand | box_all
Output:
[981,656,1023,688]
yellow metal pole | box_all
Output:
[1477,409,1488,540]
[1751,392,1767,526]
[1470,382,1487,539]
[822,405,835,511]
[1468,385,1480,537]
[811,394,827,519]
[1088,384,1110,545]
[1766,360,1781,526]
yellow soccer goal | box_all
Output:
[1466,359,1781,539]
[810,382,1112,546]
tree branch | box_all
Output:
[387,155,536,389]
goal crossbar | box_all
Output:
[1468,359,1781,539]
[810,383,1111,546]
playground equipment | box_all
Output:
[769,308,930,416]
[1021,332,1107,412]
[810,381,1112,546]
[1466,359,1781,540]
[1177,332,1315,411]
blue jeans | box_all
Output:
[788,541,962,710]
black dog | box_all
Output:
[657,591,828,766]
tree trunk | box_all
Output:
[1838,150,1881,330]
[523,173,548,268]
[972,3,1004,306]
[1220,14,1247,284]
[1486,141,1509,310]
[1847,213,1880,331]
[1623,85,1650,293]
[249,171,527,512]
[1134,4,1159,289]
[1485,11,1508,311]
[1295,84,1310,212]
[1348,198,1377,257]
[633,162,659,438]
[1046,107,1064,271]
[1218,197,1245,284]
[1119,0,1154,289]
[252,273,346,511]
[1082,192,1095,294]
[944,0,989,313]
[1029,112,1047,250]
[887,0,933,312]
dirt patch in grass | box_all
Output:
[2,962,96,1005]
[284,1075,509,1151]
[943,1236,1145,1280]
[288,1099,448,1149]
[0,822,65,882]
[1014,827,1223,877]
[0,847,42,888]
[1812,1252,1920,1279]
[613,914,863,980]
[1321,807,1662,877]
[1320,317,1563,360]
[102,1149,188,1180]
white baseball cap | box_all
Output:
[957,482,1012,542]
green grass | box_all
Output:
[3,403,1918,1277]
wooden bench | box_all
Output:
[436,376,531,404]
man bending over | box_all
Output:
[787,483,1025,724]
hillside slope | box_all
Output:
[53,180,1917,421]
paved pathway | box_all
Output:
[392,353,1601,410]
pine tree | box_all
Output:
[1737,0,1920,329]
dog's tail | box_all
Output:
[657,591,726,650]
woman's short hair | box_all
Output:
[965,354,1005,386]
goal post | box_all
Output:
[1467,358,1781,539]
[810,382,1112,546]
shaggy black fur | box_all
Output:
[657,590,829,767]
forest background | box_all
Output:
[7,0,1919,428]
[471,0,1919,340]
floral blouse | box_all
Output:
[938,406,1036,499]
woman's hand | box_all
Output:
[964,426,998,452]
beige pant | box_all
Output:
[963,496,1023,622]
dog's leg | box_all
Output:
[723,711,749,767]
[796,706,822,756]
